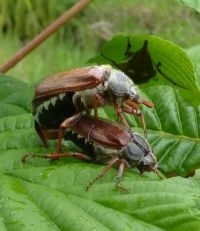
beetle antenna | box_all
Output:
[154,169,166,180]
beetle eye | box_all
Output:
[128,86,140,101]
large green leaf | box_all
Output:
[176,0,200,13]
[187,45,200,87]
[88,35,200,94]
[0,66,200,230]
[139,86,200,176]
[0,74,33,114]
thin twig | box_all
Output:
[0,0,93,74]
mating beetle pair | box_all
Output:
[33,64,153,147]
[25,64,157,189]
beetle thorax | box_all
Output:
[106,69,140,102]
[122,133,157,172]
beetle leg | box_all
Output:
[86,157,119,191]
[140,100,154,108]
[114,105,130,128]
[126,98,154,109]
[94,93,105,118]
[22,152,93,162]
[121,102,147,138]
[115,159,130,192]
[56,113,82,153]
[115,159,129,185]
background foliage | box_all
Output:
[0,0,200,82]
[0,0,77,40]
[0,0,200,230]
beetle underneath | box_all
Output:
[23,114,159,190]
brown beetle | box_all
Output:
[33,65,153,148]
[23,114,158,190]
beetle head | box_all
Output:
[106,68,140,101]
[127,85,140,102]
[137,151,158,175]
[123,133,158,174]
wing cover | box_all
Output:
[34,66,107,99]
[72,116,131,150]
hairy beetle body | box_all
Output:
[35,114,157,175]
[33,65,153,146]
[24,114,158,189]
[66,115,157,175]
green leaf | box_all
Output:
[176,0,200,13]
[0,174,60,231]
[186,45,200,87]
[0,74,33,113]
[140,86,200,176]
[0,104,28,117]
[0,67,200,230]
[103,85,200,177]
[88,35,200,94]
[0,74,30,100]
[88,34,200,177]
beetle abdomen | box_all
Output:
[34,92,77,129]
[69,116,131,150]
[64,130,95,158]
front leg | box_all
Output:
[115,159,129,186]
[115,159,130,192]
[56,113,82,153]
[114,104,130,128]
[120,102,147,138]
[22,151,93,162]
[114,102,146,137]
[86,157,120,191]
[93,93,105,118]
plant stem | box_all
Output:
[0,0,93,74]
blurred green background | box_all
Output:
[0,0,199,82]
